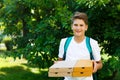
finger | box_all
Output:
[92,61,97,73]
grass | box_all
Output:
[0,52,59,80]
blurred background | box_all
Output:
[0,0,120,80]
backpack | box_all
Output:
[62,36,97,80]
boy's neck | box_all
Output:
[74,36,85,43]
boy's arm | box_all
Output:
[58,58,63,61]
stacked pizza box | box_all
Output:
[48,60,93,77]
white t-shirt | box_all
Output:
[58,36,101,80]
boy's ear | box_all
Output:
[85,25,88,31]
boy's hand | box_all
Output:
[92,60,98,73]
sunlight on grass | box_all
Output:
[0,57,41,74]
[0,52,59,80]
[0,55,51,80]
[0,72,6,75]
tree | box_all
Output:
[0,0,73,68]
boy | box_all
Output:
[58,12,102,80]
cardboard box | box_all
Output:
[48,60,76,77]
[48,60,93,77]
[72,60,93,77]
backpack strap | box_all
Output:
[86,37,94,60]
[63,37,72,60]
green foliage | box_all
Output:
[0,0,74,68]
[98,55,120,80]
[0,0,120,79]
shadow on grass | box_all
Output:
[0,52,62,80]
[0,66,41,80]
[0,66,62,80]
[21,63,63,80]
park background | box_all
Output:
[0,0,120,80]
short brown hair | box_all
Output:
[71,12,88,25]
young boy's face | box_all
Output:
[71,19,88,37]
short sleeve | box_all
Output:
[90,38,101,61]
[58,38,67,58]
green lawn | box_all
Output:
[0,52,58,80]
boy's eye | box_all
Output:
[80,24,83,26]
[74,24,78,26]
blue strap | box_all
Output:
[86,37,94,60]
[63,37,72,60]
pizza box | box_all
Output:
[48,60,76,77]
[48,60,93,77]
[72,60,93,77]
